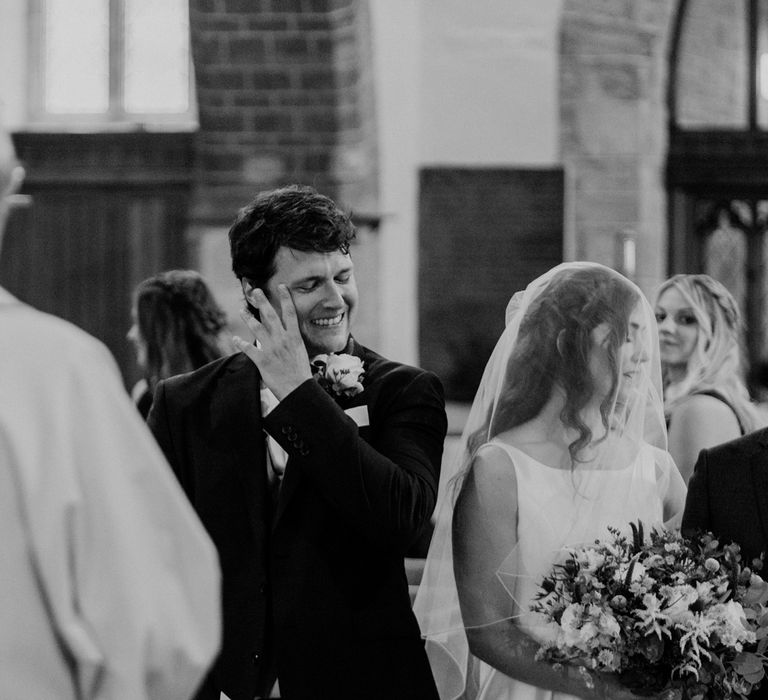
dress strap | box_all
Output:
[691,389,746,435]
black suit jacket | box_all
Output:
[681,427,768,700]
[682,426,768,567]
[148,339,446,700]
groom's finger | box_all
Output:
[277,285,301,339]
[249,288,284,335]
[232,335,262,366]
[239,308,268,343]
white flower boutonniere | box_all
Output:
[310,353,365,398]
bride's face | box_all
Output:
[589,304,649,406]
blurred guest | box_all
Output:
[0,122,220,699]
[654,273,761,484]
[127,269,229,418]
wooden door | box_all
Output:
[0,132,194,388]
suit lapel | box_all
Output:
[749,428,768,547]
[272,338,374,529]
[213,354,271,541]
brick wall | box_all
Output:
[186,0,380,347]
[188,0,378,223]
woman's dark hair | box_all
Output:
[134,269,227,391]
[487,266,639,464]
[229,184,356,291]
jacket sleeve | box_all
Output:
[681,448,711,539]
[15,341,220,700]
[147,379,188,495]
[264,369,447,549]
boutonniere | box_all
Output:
[310,353,365,398]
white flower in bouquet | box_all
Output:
[694,580,715,605]
[576,548,605,575]
[635,593,671,640]
[709,601,755,650]
[660,584,698,623]
[614,560,647,585]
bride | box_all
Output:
[414,263,686,700]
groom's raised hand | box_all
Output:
[233,285,312,400]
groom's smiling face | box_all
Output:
[264,246,358,357]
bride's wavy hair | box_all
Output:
[481,266,639,466]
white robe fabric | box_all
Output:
[0,288,221,699]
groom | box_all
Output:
[148,184,446,700]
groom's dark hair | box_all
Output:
[229,184,356,294]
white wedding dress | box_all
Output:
[464,439,668,700]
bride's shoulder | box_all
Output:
[473,439,515,463]
[469,440,517,482]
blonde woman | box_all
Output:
[654,273,761,484]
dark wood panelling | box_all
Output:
[667,130,768,190]
[1,132,193,388]
[418,167,564,401]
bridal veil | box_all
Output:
[413,262,686,699]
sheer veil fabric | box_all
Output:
[413,262,687,700]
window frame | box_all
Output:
[27,0,197,130]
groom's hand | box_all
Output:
[233,285,312,400]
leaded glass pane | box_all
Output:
[45,0,109,114]
[675,0,748,128]
[124,0,190,114]
[703,207,747,311]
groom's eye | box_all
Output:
[295,281,318,292]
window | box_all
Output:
[672,0,768,130]
[29,0,195,128]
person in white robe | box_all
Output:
[0,117,221,699]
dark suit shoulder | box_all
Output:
[356,342,442,391]
[700,425,768,463]
[158,352,255,404]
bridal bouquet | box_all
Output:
[531,523,768,699]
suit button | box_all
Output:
[252,653,260,665]
[300,447,309,457]
[281,426,291,435]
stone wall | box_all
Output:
[675,0,746,128]
[560,0,677,296]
